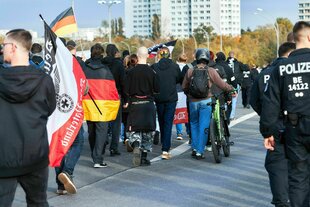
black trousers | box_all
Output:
[0,167,49,207]
[241,86,251,107]
[285,123,310,207]
[265,138,289,207]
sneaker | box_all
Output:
[191,150,197,157]
[110,149,121,156]
[57,172,77,194]
[206,145,212,152]
[176,134,183,140]
[56,186,67,195]
[94,163,108,168]
[153,131,160,145]
[132,147,141,167]
[195,153,205,160]
[161,151,171,160]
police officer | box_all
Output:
[251,42,296,207]
[260,21,310,207]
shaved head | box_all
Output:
[293,21,310,42]
[137,46,149,64]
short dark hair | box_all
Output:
[106,44,119,57]
[293,21,310,42]
[122,50,130,58]
[6,29,32,51]
[278,42,296,57]
[90,43,104,58]
[31,43,42,54]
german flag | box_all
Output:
[50,7,78,36]
[82,68,120,122]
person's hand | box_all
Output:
[231,92,237,97]
[227,100,232,105]
[123,103,129,108]
[264,136,275,151]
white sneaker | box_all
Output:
[94,163,108,168]
[206,145,212,152]
[161,151,171,160]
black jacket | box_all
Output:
[0,65,56,177]
[227,57,243,85]
[152,58,182,103]
[102,56,125,96]
[181,60,197,81]
[250,57,286,116]
[215,58,237,88]
[260,48,310,138]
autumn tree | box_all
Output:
[152,14,161,39]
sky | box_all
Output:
[0,0,299,36]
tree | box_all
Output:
[193,24,214,45]
[118,17,124,37]
[111,19,115,37]
[276,18,293,43]
[151,14,161,39]
[114,18,118,37]
[101,20,109,29]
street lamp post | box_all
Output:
[255,8,280,57]
[191,34,198,50]
[201,28,210,50]
[179,39,185,54]
[210,20,222,52]
[98,0,121,43]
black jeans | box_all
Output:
[0,167,49,207]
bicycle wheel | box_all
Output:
[221,119,230,157]
[209,119,222,163]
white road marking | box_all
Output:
[150,112,258,162]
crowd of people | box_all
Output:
[0,21,309,207]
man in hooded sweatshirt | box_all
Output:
[151,47,182,159]
[0,29,56,207]
[102,44,125,156]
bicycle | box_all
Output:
[209,93,234,163]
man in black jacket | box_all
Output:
[103,44,125,156]
[152,47,182,159]
[227,51,242,120]
[0,29,56,207]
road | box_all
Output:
[13,100,273,207]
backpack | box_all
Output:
[188,66,210,98]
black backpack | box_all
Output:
[188,66,210,98]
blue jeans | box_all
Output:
[55,126,84,186]
[230,85,240,119]
[156,101,177,152]
[189,99,212,154]
[176,124,183,135]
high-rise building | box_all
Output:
[124,0,241,38]
[298,0,310,22]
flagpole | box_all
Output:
[71,0,85,59]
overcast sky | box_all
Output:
[0,0,298,36]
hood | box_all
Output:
[102,56,114,66]
[157,58,173,70]
[215,52,226,62]
[0,65,46,103]
[85,57,106,70]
